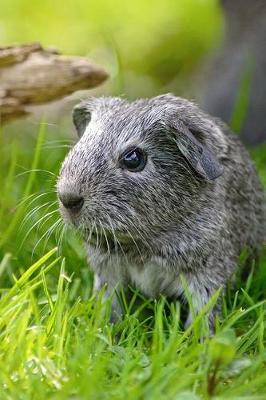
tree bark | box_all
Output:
[0,43,108,123]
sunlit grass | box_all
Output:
[0,249,266,398]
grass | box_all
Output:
[0,123,265,399]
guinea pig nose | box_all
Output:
[59,192,84,211]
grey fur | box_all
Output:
[57,94,266,329]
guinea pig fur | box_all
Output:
[57,94,266,330]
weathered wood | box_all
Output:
[0,43,108,123]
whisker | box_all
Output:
[125,227,145,263]
[29,121,59,128]
[16,168,57,178]
[99,221,110,255]
[57,224,67,255]
[31,217,61,258]
[87,221,95,244]
[132,227,153,254]
[107,216,129,263]
[106,217,119,255]
[42,144,74,150]
[42,218,63,252]
[19,209,59,250]
[37,208,60,233]
[94,223,100,251]
[55,219,64,243]
[43,139,75,145]
[16,190,55,209]
[19,200,58,232]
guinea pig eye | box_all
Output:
[120,148,147,172]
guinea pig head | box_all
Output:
[57,95,224,250]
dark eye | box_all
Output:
[120,148,147,172]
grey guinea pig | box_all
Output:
[57,94,266,330]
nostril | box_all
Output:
[59,193,84,211]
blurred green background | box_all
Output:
[0,0,223,97]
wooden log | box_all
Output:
[0,43,108,123]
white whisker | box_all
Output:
[99,220,110,255]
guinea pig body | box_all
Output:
[57,94,265,328]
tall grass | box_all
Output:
[0,248,265,398]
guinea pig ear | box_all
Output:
[72,103,91,137]
[172,122,223,181]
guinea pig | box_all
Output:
[57,94,266,329]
